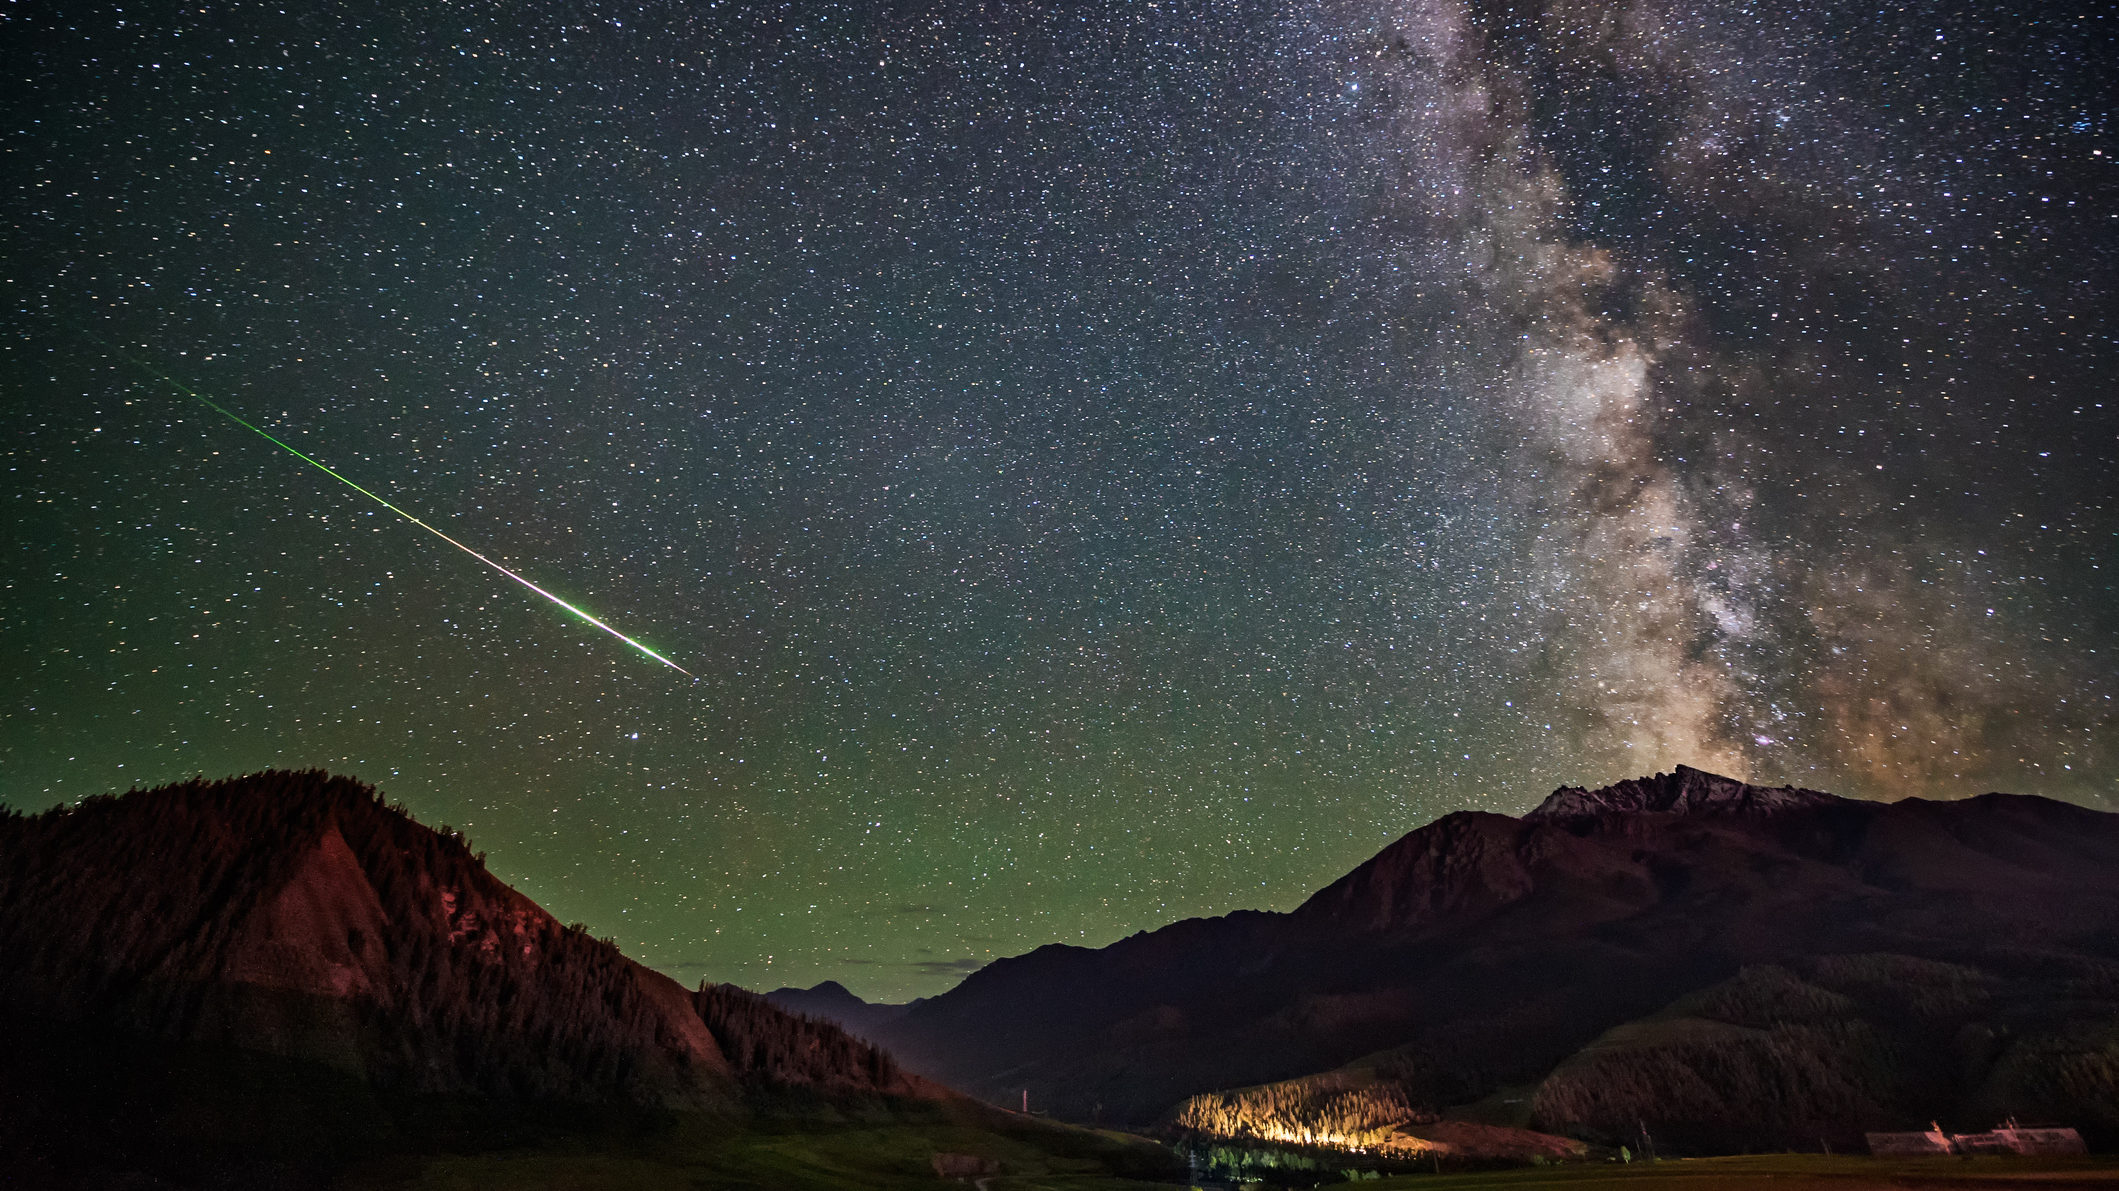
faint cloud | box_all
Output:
[906,956,986,978]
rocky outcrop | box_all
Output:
[1527,764,1841,821]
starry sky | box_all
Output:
[4,0,2113,1000]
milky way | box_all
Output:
[4,0,2112,998]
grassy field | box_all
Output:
[335,1112,1184,1191]
[337,1145,2119,1191]
[1372,1154,2119,1191]
[1,1015,1188,1189]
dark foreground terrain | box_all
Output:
[1385,1154,2119,1191]
[346,1150,2119,1191]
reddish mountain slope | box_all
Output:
[0,771,925,1112]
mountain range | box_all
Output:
[786,766,2119,1153]
[11,764,2119,1179]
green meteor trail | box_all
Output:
[109,348,691,677]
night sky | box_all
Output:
[4,0,2113,1000]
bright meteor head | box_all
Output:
[104,343,692,677]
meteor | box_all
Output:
[107,346,692,677]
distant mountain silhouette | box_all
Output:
[862,766,2119,1150]
[0,771,956,1182]
[764,980,917,1041]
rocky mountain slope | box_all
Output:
[855,766,2119,1147]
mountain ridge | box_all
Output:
[1526,763,1843,820]
[762,979,919,1041]
[847,769,2119,1146]
[0,771,1191,1187]
[0,771,935,1112]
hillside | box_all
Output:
[862,767,2119,1148]
[0,771,1173,1187]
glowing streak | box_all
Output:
[109,347,691,676]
